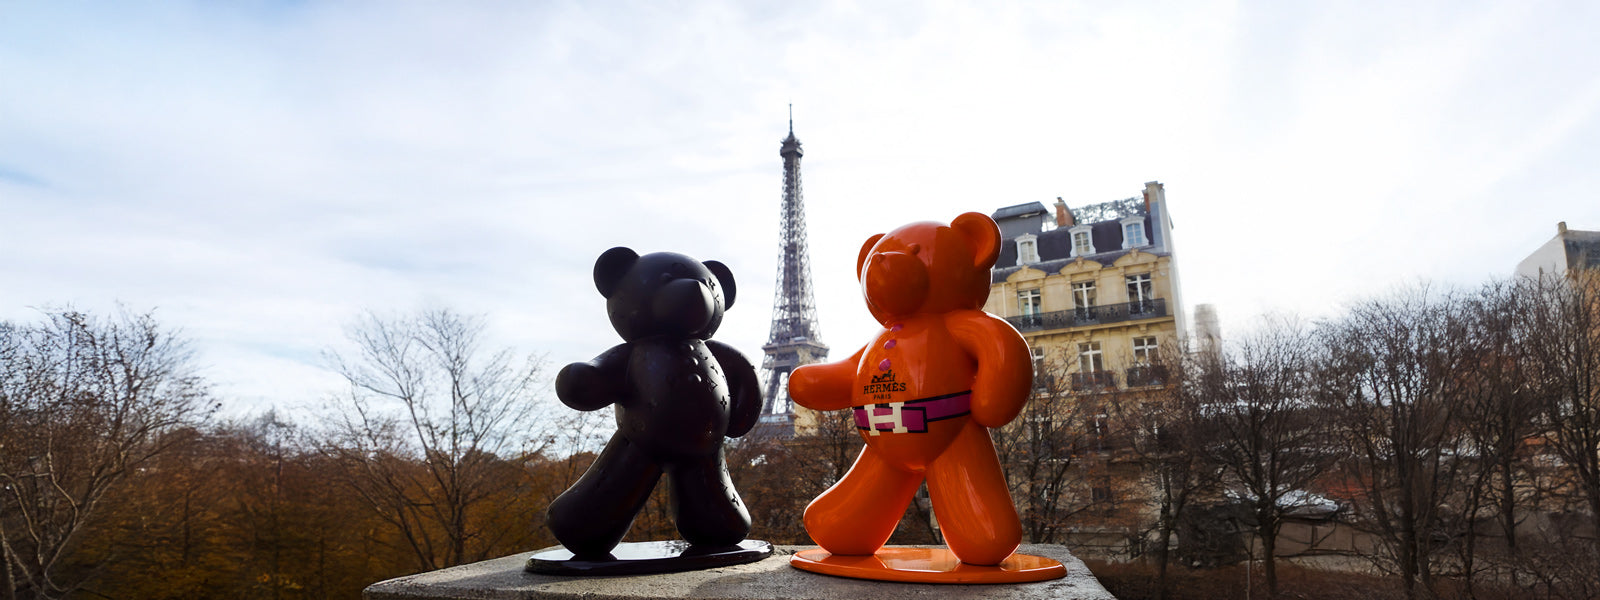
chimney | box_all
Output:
[1143,181,1163,213]
[1054,198,1074,227]
[1559,221,1569,235]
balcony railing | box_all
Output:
[1006,298,1167,333]
[1125,364,1169,387]
[1071,370,1116,392]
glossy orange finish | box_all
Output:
[790,547,1067,584]
[790,212,1036,568]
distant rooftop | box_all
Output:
[1567,229,1600,270]
[988,183,1171,277]
[1517,222,1600,277]
[991,202,1048,221]
[991,197,1144,228]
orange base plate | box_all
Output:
[790,547,1066,584]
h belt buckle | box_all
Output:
[853,391,970,435]
[864,401,909,436]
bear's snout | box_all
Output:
[862,251,930,317]
[653,277,716,335]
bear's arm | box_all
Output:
[789,345,865,412]
[946,310,1033,428]
[705,339,762,438]
[555,343,632,411]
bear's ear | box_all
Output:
[593,247,638,298]
[856,233,885,281]
[950,212,1001,268]
[704,260,736,309]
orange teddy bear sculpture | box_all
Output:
[790,212,1033,566]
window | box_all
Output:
[1031,346,1047,390]
[1072,343,1112,391]
[1126,273,1153,313]
[1090,413,1111,452]
[1072,281,1096,320]
[1072,281,1096,308]
[1069,224,1095,257]
[1016,234,1040,265]
[1128,337,1166,386]
[1133,336,1157,364]
[1078,341,1103,373]
[1091,485,1113,503]
[1018,288,1041,317]
[1121,216,1148,248]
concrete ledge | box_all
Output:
[364,544,1115,600]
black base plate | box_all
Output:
[525,540,773,576]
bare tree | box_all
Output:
[1517,271,1600,552]
[320,308,549,571]
[1450,280,1546,594]
[1110,347,1220,600]
[0,309,209,600]
[724,405,862,545]
[1319,287,1473,600]
[792,407,865,492]
[546,408,614,490]
[993,357,1094,545]
[1188,315,1337,598]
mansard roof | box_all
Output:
[991,202,1049,221]
[991,213,1158,284]
[1566,230,1600,270]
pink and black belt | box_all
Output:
[853,391,972,435]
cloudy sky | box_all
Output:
[4,1,1598,418]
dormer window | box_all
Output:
[1069,225,1095,257]
[1016,234,1040,265]
[1121,216,1148,249]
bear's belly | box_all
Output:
[618,339,730,459]
[848,318,978,468]
[854,416,968,470]
[853,319,976,403]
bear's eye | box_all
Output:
[659,272,674,284]
[907,243,922,256]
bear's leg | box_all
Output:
[547,435,662,558]
[926,420,1022,566]
[666,449,751,548]
[803,447,922,556]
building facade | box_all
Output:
[982,181,1189,553]
[1517,221,1600,279]
[984,181,1187,392]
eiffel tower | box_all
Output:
[754,108,828,439]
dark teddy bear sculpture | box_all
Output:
[546,247,763,558]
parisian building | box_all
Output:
[981,181,1189,553]
[984,181,1188,392]
[1517,221,1600,279]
